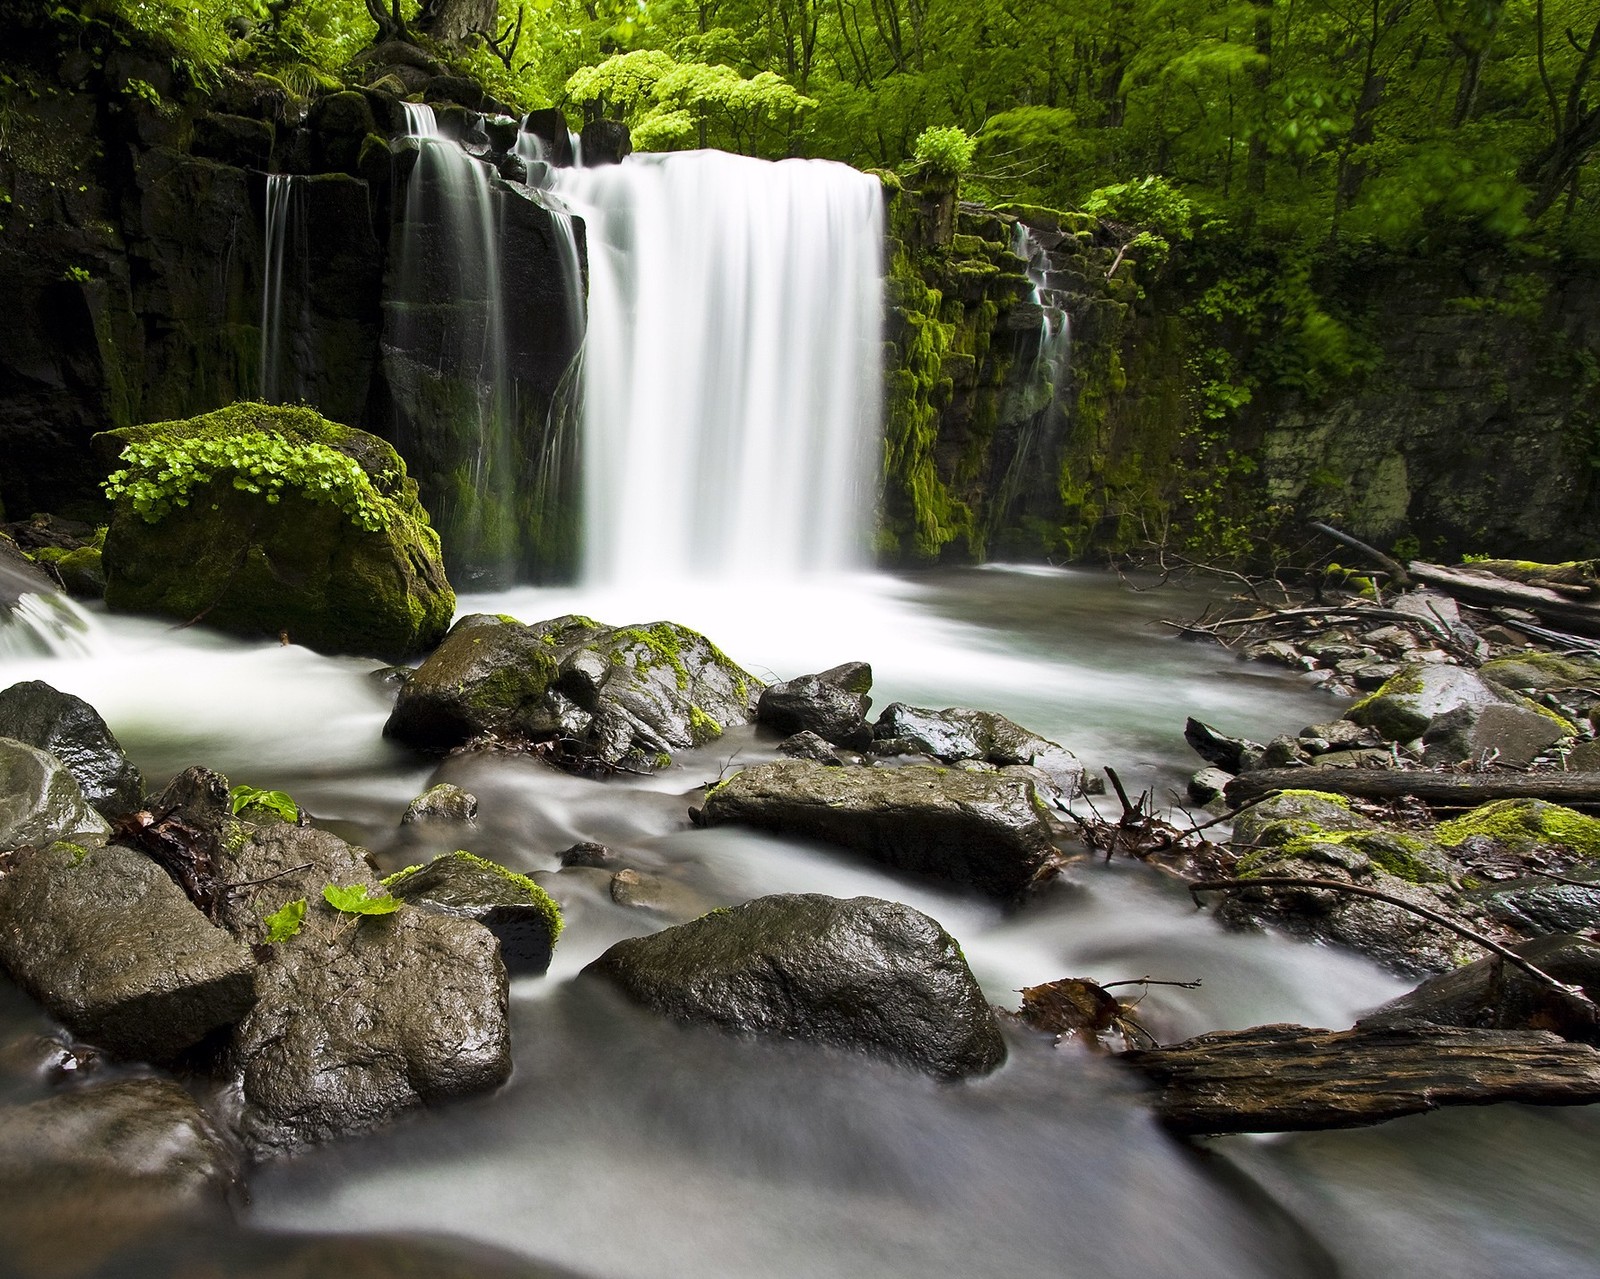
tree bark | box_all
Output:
[1225,768,1600,809]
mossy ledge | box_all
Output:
[97,402,455,661]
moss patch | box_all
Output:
[1435,799,1600,859]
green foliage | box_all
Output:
[61,265,91,283]
[229,783,300,822]
[322,882,403,915]
[911,125,976,180]
[103,431,391,531]
[263,897,307,941]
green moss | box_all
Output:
[52,841,91,866]
[390,850,564,942]
[1436,799,1600,859]
[688,704,723,744]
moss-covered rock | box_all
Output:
[1346,661,1572,765]
[1436,799,1600,861]
[98,403,455,660]
[386,612,761,771]
[384,850,562,976]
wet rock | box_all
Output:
[386,613,761,771]
[0,1032,98,1085]
[1188,767,1234,805]
[580,118,632,165]
[0,839,257,1060]
[1346,663,1569,766]
[1298,720,1384,753]
[584,893,1006,1078]
[558,841,614,868]
[757,662,873,748]
[607,868,720,922]
[0,681,143,818]
[1479,652,1600,694]
[779,730,858,765]
[1361,933,1600,1044]
[144,777,512,1155]
[524,107,575,166]
[1183,718,1264,773]
[0,737,111,850]
[385,850,561,976]
[99,404,455,661]
[401,782,478,825]
[873,702,1083,793]
[1261,735,1311,768]
[695,759,1058,898]
[1307,747,1395,769]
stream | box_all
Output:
[2,565,1597,1277]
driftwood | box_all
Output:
[1309,521,1412,590]
[1120,1024,1600,1134]
[1224,768,1600,811]
[1410,561,1600,637]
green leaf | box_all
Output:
[263,897,307,942]
[229,784,299,823]
[322,883,402,916]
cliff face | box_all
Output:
[883,181,1600,566]
[0,28,583,579]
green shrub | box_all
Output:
[912,125,977,180]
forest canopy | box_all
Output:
[9,0,1599,253]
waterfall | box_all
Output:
[386,103,514,580]
[259,173,307,403]
[0,558,95,659]
[549,151,884,585]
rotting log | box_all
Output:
[1120,1024,1600,1134]
[1224,768,1600,811]
[1410,562,1600,637]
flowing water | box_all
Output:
[258,172,307,404]
[2,569,1598,1278]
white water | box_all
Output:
[258,173,306,403]
[550,152,884,585]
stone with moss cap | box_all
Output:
[97,402,455,661]
[386,612,762,771]
[1436,799,1600,861]
[385,851,562,975]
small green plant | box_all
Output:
[322,883,402,916]
[62,265,90,283]
[263,897,307,942]
[123,77,163,109]
[229,783,300,822]
[912,125,977,181]
[103,432,390,531]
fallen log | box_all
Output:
[1120,1024,1600,1134]
[1224,768,1600,811]
[1410,562,1600,637]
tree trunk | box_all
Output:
[1225,768,1600,809]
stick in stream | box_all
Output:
[1307,520,1412,590]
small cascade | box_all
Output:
[0,558,96,659]
[549,151,884,585]
[258,173,308,403]
[385,103,514,581]
[1013,222,1072,387]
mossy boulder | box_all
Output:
[1346,661,1571,766]
[695,759,1060,899]
[385,851,563,975]
[1435,799,1600,861]
[583,893,1006,1079]
[1480,652,1600,693]
[386,613,761,771]
[97,403,455,660]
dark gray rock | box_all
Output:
[209,819,510,1155]
[1421,700,1569,768]
[385,851,561,975]
[1183,717,1264,773]
[1361,934,1600,1044]
[779,730,852,765]
[695,759,1059,898]
[401,782,478,825]
[0,839,255,1060]
[873,702,1083,793]
[0,681,143,818]
[584,893,1006,1078]
[386,614,761,771]
[1188,767,1234,805]
[757,663,873,748]
[607,868,720,921]
[580,118,632,165]
[558,841,614,868]
[0,737,110,850]
[1463,869,1600,937]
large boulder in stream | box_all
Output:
[0,681,142,819]
[694,759,1060,898]
[0,837,257,1060]
[584,893,1006,1078]
[0,737,111,851]
[386,612,761,771]
[153,768,512,1155]
[97,403,455,660]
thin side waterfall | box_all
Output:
[550,151,884,585]
[386,103,513,579]
[259,173,307,403]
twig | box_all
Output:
[1100,976,1204,991]
[1308,520,1412,590]
[223,862,314,893]
[1188,876,1598,1010]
